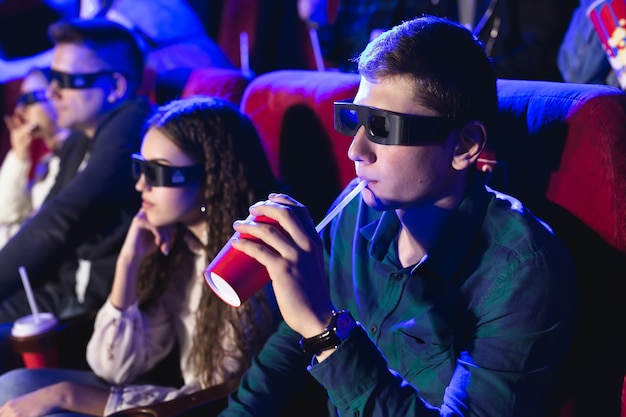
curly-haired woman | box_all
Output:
[0,96,281,416]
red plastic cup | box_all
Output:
[204,215,277,307]
[9,313,59,368]
[587,0,626,89]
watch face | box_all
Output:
[335,311,356,340]
[299,310,357,355]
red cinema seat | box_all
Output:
[240,69,360,222]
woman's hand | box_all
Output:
[120,209,175,261]
[0,381,107,417]
[232,193,334,339]
[3,111,37,161]
[111,209,175,309]
[0,383,64,417]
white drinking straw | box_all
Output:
[18,266,40,323]
[240,31,252,78]
[308,28,325,71]
[315,180,367,233]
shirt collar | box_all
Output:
[361,175,490,280]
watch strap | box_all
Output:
[299,310,355,356]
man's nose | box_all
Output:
[347,126,373,163]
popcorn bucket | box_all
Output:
[587,0,626,88]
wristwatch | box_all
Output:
[299,310,357,356]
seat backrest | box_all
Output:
[180,67,251,105]
[489,79,626,253]
[240,69,360,222]
[240,70,626,416]
[487,79,626,417]
[150,67,252,106]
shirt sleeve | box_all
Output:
[87,298,176,385]
[0,150,33,224]
[219,321,327,417]
[557,0,614,85]
[309,326,441,416]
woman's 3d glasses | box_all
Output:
[131,153,203,187]
[50,69,116,89]
[17,90,48,106]
[334,99,458,145]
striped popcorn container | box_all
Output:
[587,0,626,88]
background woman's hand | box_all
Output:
[0,384,62,417]
[3,111,37,161]
[0,381,107,417]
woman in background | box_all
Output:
[0,67,77,248]
[0,95,280,416]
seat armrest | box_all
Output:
[107,379,239,417]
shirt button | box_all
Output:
[390,272,403,281]
[370,324,378,333]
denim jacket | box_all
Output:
[558,0,620,88]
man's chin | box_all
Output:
[57,119,72,130]
[363,192,408,212]
[362,189,386,211]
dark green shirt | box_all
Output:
[222,176,578,417]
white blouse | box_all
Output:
[0,150,60,248]
[86,234,239,416]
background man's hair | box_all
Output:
[48,17,145,93]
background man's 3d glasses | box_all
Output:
[334,99,458,145]
[17,90,48,106]
[131,153,203,187]
[50,69,116,89]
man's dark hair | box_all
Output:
[356,15,498,133]
[48,17,145,94]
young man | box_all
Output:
[0,18,152,322]
[221,15,578,416]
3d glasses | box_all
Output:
[131,153,203,187]
[17,90,48,106]
[50,69,116,89]
[334,99,458,145]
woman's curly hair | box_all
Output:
[135,96,280,387]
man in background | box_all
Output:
[0,17,152,322]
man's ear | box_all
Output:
[107,72,128,103]
[452,121,487,171]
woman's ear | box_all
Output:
[452,121,487,171]
[107,72,128,103]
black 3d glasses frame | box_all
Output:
[334,99,459,145]
[50,69,116,89]
[17,90,48,106]
[131,153,204,187]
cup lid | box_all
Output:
[11,313,58,337]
